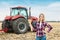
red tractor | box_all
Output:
[2,6,38,34]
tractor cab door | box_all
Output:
[11,8,28,19]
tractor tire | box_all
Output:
[31,21,37,32]
[2,21,8,32]
[13,18,29,34]
[2,21,6,30]
[31,21,37,28]
[2,21,13,33]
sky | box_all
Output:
[0,0,60,21]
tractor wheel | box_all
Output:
[13,18,29,34]
[2,21,13,33]
[2,21,6,29]
[31,21,37,32]
[2,21,8,32]
[31,21,37,28]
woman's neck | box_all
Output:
[40,21,42,22]
[38,21,42,23]
[39,20,44,23]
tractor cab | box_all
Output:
[10,7,28,19]
[5,6,28,20]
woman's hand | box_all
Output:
[43,28,50,33]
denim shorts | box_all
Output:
[36,35,46,40]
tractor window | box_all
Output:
[20,9,27,18]
[11,8,28,19]
[11,9,18,16]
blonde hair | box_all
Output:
[39,13,45,22]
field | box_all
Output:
[0,22,60,40]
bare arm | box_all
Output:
[28,19,33,31]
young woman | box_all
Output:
[34,13,53,40]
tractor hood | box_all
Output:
[5,16,12,20]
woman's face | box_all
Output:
[39,15,44,21]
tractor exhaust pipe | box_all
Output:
[29,7,31,18]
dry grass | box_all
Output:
[0,22,60,40]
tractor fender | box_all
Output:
[30,16,38,21]
[5,16,12,20]
[12,15,24,20]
